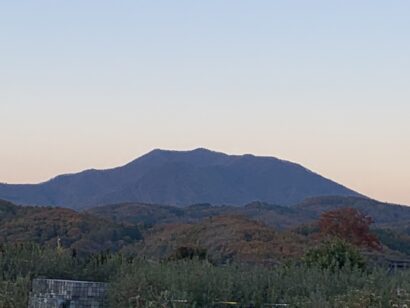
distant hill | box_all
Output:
[126,215,308,264]
[0,199,141,254]
[2,196,410,263]
[88,196,410,230]
[87,201,314,229]
[92,196,410,262]
[294,196,410,225]
[0,148,360,209]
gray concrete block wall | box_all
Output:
[28,279,108,308]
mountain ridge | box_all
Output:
[0,148,360,209]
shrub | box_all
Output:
[304,238,366,271]
[168,246,208,261]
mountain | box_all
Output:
[0,148,360,209]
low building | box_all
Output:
[28,278,108,308]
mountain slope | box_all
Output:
[0,148,360,209]
[0,199,141,254]
[295,196,410,225]
[88,196,410,232]
[87,201,315,229]
[128,215,307,264]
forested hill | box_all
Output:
[87,196,410,229]
[2,196,410,261]
[0,199,141,254]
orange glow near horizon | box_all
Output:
[1,1,409,205]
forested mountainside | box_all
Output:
[127,215,308,264]
[88,196,410,229]
[294,196,410,225]
[86,201,314,229]
[0,148,359,209]
[2,195,410,261]
[0,199,141,254]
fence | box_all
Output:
[128,296,289,307]
[28,278,108,308]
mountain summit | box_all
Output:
[0,148,360,209]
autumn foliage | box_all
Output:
[318,207,382,250]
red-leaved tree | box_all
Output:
[318,207,382,251]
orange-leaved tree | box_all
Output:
[318,207,382,251]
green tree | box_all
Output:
[304,238,366,271]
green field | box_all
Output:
[1,243,410,308]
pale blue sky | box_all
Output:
[1,1,409,204]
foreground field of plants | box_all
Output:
[1,243,410,308]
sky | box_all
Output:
[1,0,409,205]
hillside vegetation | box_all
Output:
[87,201,314,229]
[2,196,410,263]
[131,215,307,264]
[2,196,410,306]
[87,196,410,262]
[89,196,410,229]
[0,200,141,254]
[296,196,410,225]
